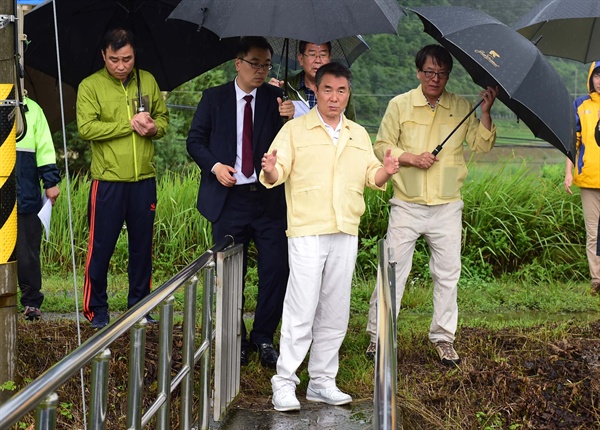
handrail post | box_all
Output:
[89,348,111,430]
[180,276,198,430]
[373,238,400,430]
[387,250,398,355]
[155,296,175,430]
[34,392,58,430]
[199,262,215,430]
[127,319,147,429]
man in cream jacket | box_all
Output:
[260,62,399,412]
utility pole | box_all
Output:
[0,0,18,405]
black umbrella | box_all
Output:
[514,0,600,63]
[168,0,403,43]
[23,67,77,134]
[168,0,403,96]
[23,0,240,130]
[409,6,576,162]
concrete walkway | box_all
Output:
[213,399,374,430]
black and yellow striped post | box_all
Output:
[0,83,17,403]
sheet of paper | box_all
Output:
[37,194,52,241]
[292,100,310,118]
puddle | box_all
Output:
[216,399,376,430]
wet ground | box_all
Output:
[214,400,374,430]
[12,313,600,429]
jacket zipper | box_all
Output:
[123,82,139,181]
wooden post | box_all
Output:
[0,0,18,405]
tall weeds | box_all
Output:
[43,161,587,283]
[42,171,212,278]
[356,160,587,283]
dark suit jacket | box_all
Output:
[187,81,287,223]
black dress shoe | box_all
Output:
[145,314,159,324]
[240,348,249,366]
[251,343,278,369]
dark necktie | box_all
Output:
[242,95,254,178]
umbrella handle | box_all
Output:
[283,38,289,100]
[432,98,484,156]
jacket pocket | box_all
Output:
[398,167,423,198]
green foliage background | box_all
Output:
[42,161,588,287]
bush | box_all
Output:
[43,160,587,285]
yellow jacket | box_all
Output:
[259,108,385,238]
[375,86,496,205]
[573,61,600,189]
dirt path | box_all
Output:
[11,319,600,429]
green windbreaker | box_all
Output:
[76,67,169,182]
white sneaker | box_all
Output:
[306,386,352,406]
[272,386,301,412]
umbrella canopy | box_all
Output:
[268,35,369,73]
[409,6,576,162]
[23,67,76,134]
[168,0,403,44]
[168,0,401,97]
[514,0,600,63]
[23,0,240,131]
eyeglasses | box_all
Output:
[302,52,330,60]
[420,69,450,80]
[239,58,273,71]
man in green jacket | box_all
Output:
[76,28,169,329]
[270,41,356,121]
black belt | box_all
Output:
[233,183,259,192]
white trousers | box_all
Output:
[580,188,600,284]
[366,199,463,344]
[272,233,358,392]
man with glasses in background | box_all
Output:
[365,44,498,366]
[270,41,356,121]
[187,36,294,369]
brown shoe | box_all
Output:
[433,341,461,366]
[591,282,600,296]
[365,341,377,360]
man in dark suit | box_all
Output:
[187,36,294,368]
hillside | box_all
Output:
[350,0,589,125]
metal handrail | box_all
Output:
[373,238,401,430]
[0,236,235,430]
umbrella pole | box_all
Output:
[283,38,289,99]
[432,98,483,156]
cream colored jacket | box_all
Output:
[260,108,385,238]
[375,86,496,205]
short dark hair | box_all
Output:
[299,40,332,55]
[315,62,352,89]
[415,44,453,73]
[102,28,135,54]
[237,36,273,58]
